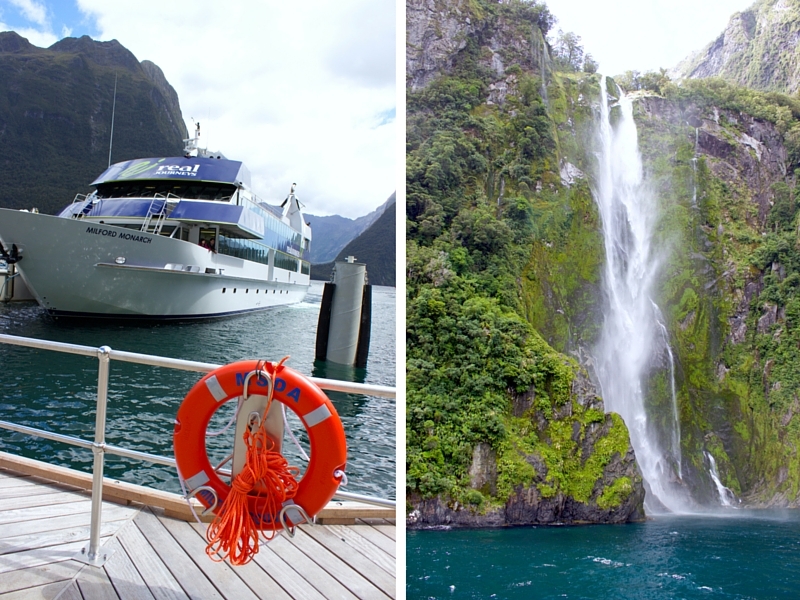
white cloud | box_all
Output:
[544,0,755,76]
[7,0,48,27]
[72,0,396,218]
[0,19,56,47]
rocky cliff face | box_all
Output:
[673,0,800,94]
[623,87,800,507]
[406,2,646,527]
[406,0,478,91]
[408,370,645,528]
[407,0,800,521]
[0,32,187,214]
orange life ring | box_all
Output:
[173,359,347,530]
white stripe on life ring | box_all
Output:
[185,470,210,491]
[303,404,332,427]
[205,376,227,402]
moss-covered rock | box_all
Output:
[406,0,644,526]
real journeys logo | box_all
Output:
[117,158,202,179]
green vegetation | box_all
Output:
[626,75,800,503]
[0,32,186,215]
[673,0,800,94]
[408,0,800,513]
[407,0,638,515]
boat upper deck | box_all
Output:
[0,459,396,599]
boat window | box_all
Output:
[94,181,237,202]
[199,228,216,251]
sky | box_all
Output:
[543,0,756,76]
[0,0,396,219]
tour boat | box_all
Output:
[0,126,311,319]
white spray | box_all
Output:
[592,76,689,513]
[705,451,736,507]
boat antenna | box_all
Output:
[281,183,297,207]
[108,73,118,167]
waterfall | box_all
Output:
[691,127,698,208]
[592,76,690,513]
[705,452,736,507]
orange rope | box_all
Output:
[205,358,300,566]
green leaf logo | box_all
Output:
[119,158,166,179]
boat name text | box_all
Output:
[86,227,152,244]
[235,372,302,403]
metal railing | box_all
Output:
[0,333,396,566]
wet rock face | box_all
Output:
[407,370,646,529]
[673,0,800,95]
[406,0,478,92]
[638,96,787,226]
[468,442,497,495]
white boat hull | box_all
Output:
[0,209,309,319]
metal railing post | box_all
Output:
[77,345,114,566]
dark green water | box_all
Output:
[0,281,395,500]
[407,511,800,599]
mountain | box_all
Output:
[310,197,396,286]
[406,0,645,527]
[673,0,800,94]
[406,0,800,526]
[305,193,395,263]
[0,32,186,214]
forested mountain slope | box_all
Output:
[674,0,800,94]
[406,0,645,526]
[310,197,396,286]
[0,32,186,214]
[407,0,800,527]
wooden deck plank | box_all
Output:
[245,537,328,600]
[300,525,395,598]
[181,522,293,600]
[0,491,89,512]
[102,536,156,600]
[117,516,190,600]
[58,580,83,600]
[266,534,359,600]
[134,510,225,600]
[345,523,395,557]
[0,503,137,540]
[0,475,33,489]
[0,521,119,556]
[76,559,120,600]
[156,515,260,600]
[285,528,389,600]
[0,458,396,600]
[0,561,81,595]
[317,501,395,523]
[0,500,94,526]
[0,539,98,575]
[364,523,395,541]
[0,580,74,599]
[0,486,64,501]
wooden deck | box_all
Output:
[0,468,396,599]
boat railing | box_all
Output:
[141,193,182,234]
[0,333,396,565]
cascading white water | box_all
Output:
[705,452,736,507]
[691,127,699,208]
[592,76,689,513]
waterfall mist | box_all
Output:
[591,76,691,514]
